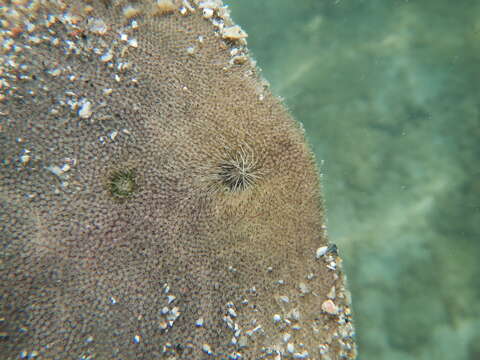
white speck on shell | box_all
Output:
[109,130,118,141]
[293,351,310,359]
[287,308,300,321]
[123,5,141,19]
[47,165,64,177]
[321,299,339,315]
[202,343,212,355]
[128,38,138,48]
[327,286,336,300]
[227,308,237,318]
[327,261,337,271]
[203,8,214,18]
[78,100,93,119]
[299,282,310,294]
[19,150,31,164]
[222,25,247,40]
[316,246,328,258]
[89,18,107,35]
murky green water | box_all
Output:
[229,1,480,359]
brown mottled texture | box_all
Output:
[0,0,356,359]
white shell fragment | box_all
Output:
[202,343,212,355]
[222,25,248,40]
[321,299,339,315]
[316,246,328,258]
[78,100,93,119]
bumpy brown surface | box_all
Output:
[0,0,356,359]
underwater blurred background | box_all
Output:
[229,1,480,359]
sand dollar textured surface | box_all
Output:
[0,1,356,359]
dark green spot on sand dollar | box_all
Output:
[108,169,137,199]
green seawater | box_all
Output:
[229,1,480,359]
